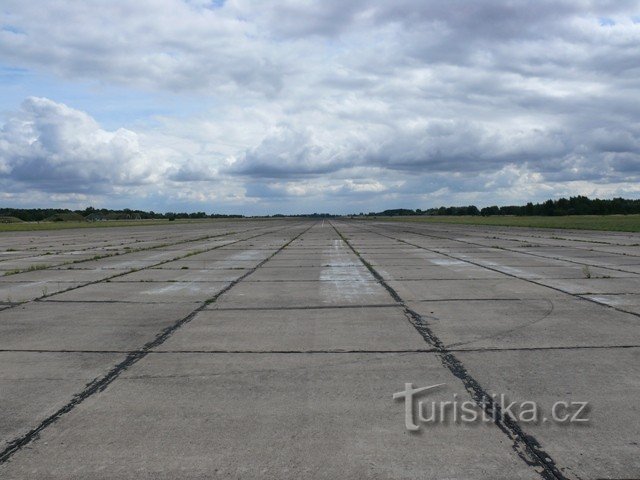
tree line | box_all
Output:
[357,196,640,217]
[2,196,639,222]
[0,207,243,222]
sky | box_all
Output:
[0,1,639,215]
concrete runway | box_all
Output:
[0,219,638,479]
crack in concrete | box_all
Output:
[0,222,313,465]
[330,221,570,480]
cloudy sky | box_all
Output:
[1,1,639,214]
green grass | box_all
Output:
[363,214,640,232]
[4,264,51,276]
[0,216,25,223]
[0,218,216,232]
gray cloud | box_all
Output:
[228,125,357,178]
[0,97,163,193]
[0,1,639,212]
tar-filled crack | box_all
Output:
[0,222,313,465]
[330,221,570,480]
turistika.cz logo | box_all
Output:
[393,383,590,431]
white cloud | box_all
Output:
[0,1,639,213]
[0,97,168,193]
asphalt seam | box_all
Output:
[330,221,569,480]
[0,222,312,465]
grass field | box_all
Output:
[0,219,210,232]
[3,215,640,233]
[363,214,640,232]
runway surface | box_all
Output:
[0,219,638,479]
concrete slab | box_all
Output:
[537,277,640,294]
[581,293,640,314]
[247,265,372,282]
[156,306,426,351]
[0,302,198,350]
[1,219,638,478]
[386,278,557,301]
[0,352,123,449]
[365,256,455,266]
[612,263,640,274]
[458,265,636,279]
[43,281,229,303]
[0,267,129,283]
[0,352,539,479]
[0,280,84,303]
[152,259,261,270]
[456,348,640,480]
[183,249,275,262]
[0,258,62,271]
[263,258,360,267]
[214,279,391,308]
[112,268,247,282]
[0,251,34,261]
[62,258,163,270]
[407,297,640,349]
[459,255,577,268]
[374,264,506,280]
